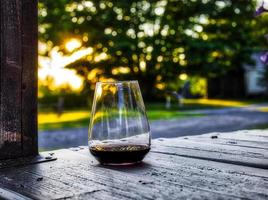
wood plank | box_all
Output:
[182,130,268,151]
[179,136,268,150]
[21,0,38,156]
[0,187,31,200]
[0,153,56,169]
[0,0,23,159]
[0,148,267,199]
[194,130,268,143]
[153,137,268,169]
[74,146,268,177]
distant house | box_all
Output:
[207,54,267,98]
[244,54,266,95]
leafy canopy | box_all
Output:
[39,0,263,99]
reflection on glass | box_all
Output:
[88,81,151,165]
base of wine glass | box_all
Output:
[89,144,150,165]
[100,161,142,166]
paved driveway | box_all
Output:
[39,105,268,150]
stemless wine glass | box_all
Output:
[88,81,151,165]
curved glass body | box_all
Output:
[88,81,151,165]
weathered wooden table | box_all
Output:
[0,130,267,200]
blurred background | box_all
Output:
[38,0,268,150]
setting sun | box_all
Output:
[38,40,94,92]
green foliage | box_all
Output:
[190,77,207,97]
[38,88,90,110]
[39,0,265,100]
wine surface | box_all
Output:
[89,144,150,165]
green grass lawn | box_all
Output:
[38,109,203,131]
[38,99,260,131]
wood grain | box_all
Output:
[153,138,268,169]
[0,0,38,159]
[0,130,268,199]
[192,129,268,142]
[21,0,38,156]
[0,187,31,200]
[0,149,267,199]
[0,0,22,159]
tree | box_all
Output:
[39,0,264,100]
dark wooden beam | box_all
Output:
[0,0,38,159]
[21,0,38,157]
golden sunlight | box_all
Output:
[155,83,165,90]
[65,38,82,52]
[179,73,188,80]
[39,40,94,91]
[139,60,146,72]
[95,84,103,99]
[111,67,130,75]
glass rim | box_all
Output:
[96,80,138,84]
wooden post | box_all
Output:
[0,0,38,159]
